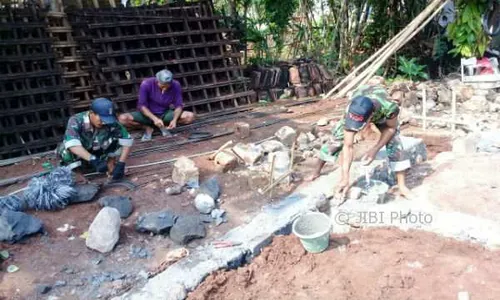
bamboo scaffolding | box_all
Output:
[323,0,447,100]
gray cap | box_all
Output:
[156,69,173,84]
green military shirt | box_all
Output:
[350,84,399,125]
[319,84,401,162]
[63,111,133,152]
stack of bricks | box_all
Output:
[68,0,255,116]
[0,5,71,160]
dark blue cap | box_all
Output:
[345,96,374,131]
[90,98,117,125]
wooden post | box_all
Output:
[92,0,100,8]
[288,142,296,185]
[422,87,427,131]
[269,154,276,198]
[451,89,457,132]
[109,0,117,7]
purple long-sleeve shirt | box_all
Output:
[137,77,184,115]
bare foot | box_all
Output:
[398,186,414,200]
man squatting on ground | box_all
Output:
[119,69,195,141]
[57,98,133,180]
[308,77,413,199]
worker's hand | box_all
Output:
[90,157,108,173]
[112,161,126,180]
[335,178,350,199]
[167,120,177,130]
[153,117,165,129]
[361,148,378,166]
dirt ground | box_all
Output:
[0,97,457,299]
[189,227,500,300]
[0,99,348,299]
[413,153,500,223]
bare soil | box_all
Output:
[412,153,500,223]
[189,228,500,300]
[0,99,347,299]
[0,98,457,299]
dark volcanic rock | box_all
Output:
[135,211,177,234]
[98,195,133,218]
[169,216,206,244]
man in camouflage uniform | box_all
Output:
[307,78,412,199]
[57,98,133,180]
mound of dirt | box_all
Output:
[188,228,500,300]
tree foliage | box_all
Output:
[127,0,487,78]
[446,0,490,58]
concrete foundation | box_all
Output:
[115,136,500,299]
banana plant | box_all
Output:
[397,56,429,81]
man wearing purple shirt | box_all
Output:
[119,69,195,141]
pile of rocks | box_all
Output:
[388,75,500,131]
[211,124,331,188]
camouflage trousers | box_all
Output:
[319,119,411,172]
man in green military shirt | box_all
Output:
[57,98,133,180]
[306,79,413,199]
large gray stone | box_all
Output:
[136,211,176,234]
[169,216,206,244]
[194,194,215,214]
[69,184,100,204]
[172,157,199,188]
[275,126,297,146]
[260,140,286,153]
[198,177,220,200]
[86,207,121,253]
[214,151,237,172]
[98,196,133,218]
[232,143,264,166]
[463,96,489,112]
[296,132,311,151]
[0,210,44,243]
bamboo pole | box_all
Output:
[260,171,293,194]
[451,89,457,132]
[332,0,447,99]
[269,154,276,198]
[349,1,447,94]
[422,87,427,130]
[288,141,296,185]
[322,0,436,99]
[209,140,233,160]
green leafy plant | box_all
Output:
[446,0,490,58]
[397,56,429,81]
